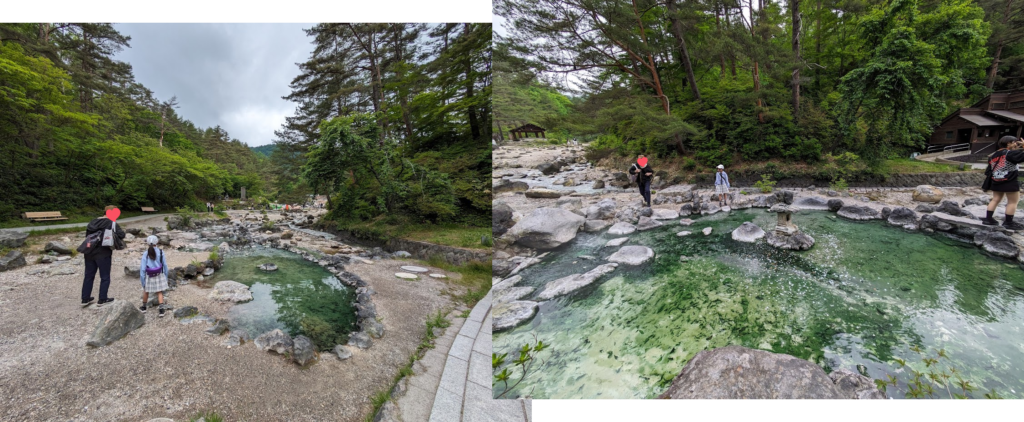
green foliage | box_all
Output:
[175,207,196,227]
[189,412,224,422]
[299,315,345,351]
[493,337,548,399]
[830,178,849,192]
[754,175,777,193]
[208,246,219,262]
[481,235,494,247]
[876,347,998,399]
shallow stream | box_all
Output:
[493,209,1024,399]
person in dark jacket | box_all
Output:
[629,155,654,207]
[982,136,1024,230]
[82,205,126,307]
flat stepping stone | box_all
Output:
[400,265,429,273]
[428,273,447,278]
[677,231,692,237]
[605,237,629,247]
[607,222,637,235]
[395,272,418,280]
[607,245,655,265]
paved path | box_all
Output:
[2,214,177,233]
[382,291,530,422]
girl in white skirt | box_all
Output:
[139,235,169,317]
[715,164,731,206]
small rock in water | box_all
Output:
[258,263,278,272]
[702,227,713,236]
[395,272,418,280]
[679,219,695,226]
[676,231,692,237]
[202,268,215,276]
[604,237,629,248]
[679,255,691,262]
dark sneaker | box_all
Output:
[981,217,999,226]
[1003,222,1024,231]
[96,298,114,307]
[158,308,165,317]
[82,297,95,307]
[139,304,147,313]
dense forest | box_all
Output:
[273,23,492,229]
[0,23,271,220]
[495,0,1024,165]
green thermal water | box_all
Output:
[207,248,357,347]
[493,209,1024,399]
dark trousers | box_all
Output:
[82,254,112,302]
[639,180,651,205]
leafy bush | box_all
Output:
[830,178,849,192]
[175,207,196,227]
[682,158,697,171]
[208,246,219,262]
[754,174,777,193]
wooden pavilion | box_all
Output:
[929,90,1024,154]
[509,124,547,141]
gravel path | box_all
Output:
[0,229,463,421]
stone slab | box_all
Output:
[463,381,526,422]
[428,387,463,422]
[437,354,469,397]
[401,265,430,273]
[449,334,475,361]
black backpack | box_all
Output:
[77,230,103,255]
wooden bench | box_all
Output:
[141,207,157,213]
[22,211,68,222]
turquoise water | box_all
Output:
[492,209,1024,399]
[207,247,357,349]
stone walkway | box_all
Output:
[382,291,531,422]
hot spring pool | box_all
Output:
[206,247,357,348]
[492,209,1024,399]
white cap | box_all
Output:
[717,165,724,169]
[146,235,159,245]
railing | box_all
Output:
[973,142,996,155]
[926,143,969,153]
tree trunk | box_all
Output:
[751,0,764,123]
[666,0,701,100]
[464,24,481,141]
[986,0,1014,89]
[716,5,727,78]
[792,0,802,118]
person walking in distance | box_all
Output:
[981,136,1024,230]
[629,155,654,207]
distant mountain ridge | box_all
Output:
[250,144,278,157]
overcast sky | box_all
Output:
[114,23,313,147]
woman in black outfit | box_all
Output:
[982,136,1024,230]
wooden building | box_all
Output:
[509,124,547,141]
[930,90,1024,153]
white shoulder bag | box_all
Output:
[101,221,116,247]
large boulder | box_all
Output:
[606,246,654,265]
[912,185,943,203]
[585,198,617,220]
[492,202,515,237]
[658,346,881,399]
[207,280,254,303]
[731,222,766,243]
[826,199,844,212]
[525,188,563,199]
[0,251,27,272]
[583,220,611,232]
[492,301,539,332]
[766,232,815,251]
[254,329,293,355]
[536,263,618,300]
[507,208,584,250]
[651,209,680,220]
[974,231,1019,258]
[0,230,28,248]
[44,241,73,255]
[937,200,974,219]
[535,162,561,175]
[829,369,887,399]
[886,207,919,230]
[86,300,145,347]
[774,190,795,205]
[837,205,881,221]
[607,222,637,236]
[493,179,529,194]
[292,335,317,366]
[636,216,663,231]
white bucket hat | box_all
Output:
[146,235,159,245]
[717,165,724,169]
